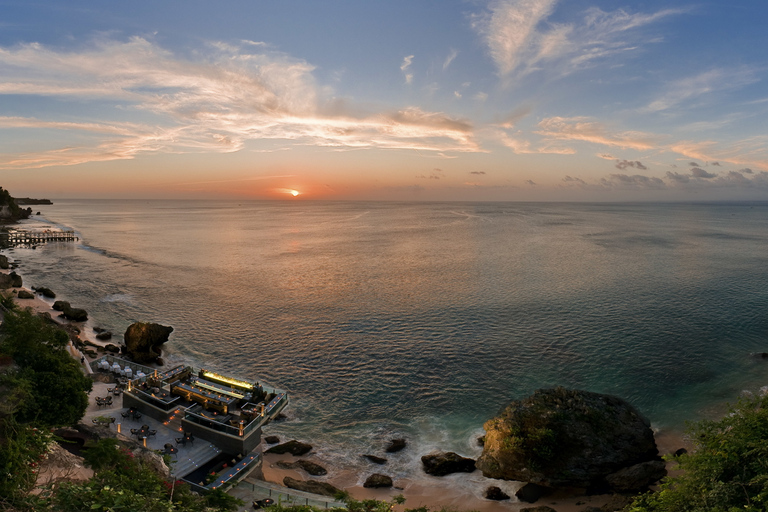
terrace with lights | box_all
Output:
[87,355,289,492]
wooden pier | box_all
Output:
[2,230,79,245]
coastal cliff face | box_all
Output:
[122,322,173,364]
[476,387,662,490]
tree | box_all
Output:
[628,393,768,512]
[0,308,91,426]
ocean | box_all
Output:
[8,200,768,488]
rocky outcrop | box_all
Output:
[520,507,557,512]
[484,486,510,500]
[0,271,22,288]
[264,435,280,444]
[265,440,312,456]
[477,387,663,492]
[283,477,340,497]
[421,452,476,476]
[17,289,34,299]
[0,255,8,269]
[364,473,393,488]
[51,300,88,321]
[604,460,667,493]
[275,460,327,476]
[516,483,552,503]
[122,322,173,364]
[95,331,112,341]
[33,286,56,298]
[385,438,407,453]
[363,454,387,465]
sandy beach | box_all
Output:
[1,257,692,512]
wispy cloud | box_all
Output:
[536,117,658,150]
[643,67,759,113]
[0,39,479,169]
[401,54,414,84]
[443,49,458,71]
[472,1,682,79]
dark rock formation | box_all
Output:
[275,460,327,476]
[264,435,280,444]
[673,448,687,457]
[520,507,557,512]
[104,344,121,354]
[283,477,340,497]
[95,331,112,341]
[385,438,407,453]
[33,286,56,298]
[363,454,388,465]
[265,440,312,456]
[477,387,661,490]
[421,452,476,476]
[604,460,667,493]
[477,435,485,446]
[516,483,552,503]
[0,271,22,288]
[0,255,8,269]
[750,352,768,359]
[484,486,510,500]
[122,322,173,364]
[364,473,393,488]
[17,289,34,299]
[50,300,88,321]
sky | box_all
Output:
[0,0,767,201]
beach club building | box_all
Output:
[89,355,288,492]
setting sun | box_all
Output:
[290,190,300,197]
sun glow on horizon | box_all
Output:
[290,189,300,196]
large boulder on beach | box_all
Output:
[275,460,327,476]
[0,271,22,288]
[421,451,476,476]
[266,440,312,456]
[477,387,662,492]
[364,473,393,488]
[34,286,56,298]
[17,289,34,299]
[0,255,9,269]
[283,477,340,497]
[122,322,173,364]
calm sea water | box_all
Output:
[9,200,768,485]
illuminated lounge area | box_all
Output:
[93,355,289,455]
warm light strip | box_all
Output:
[201,370,253,390]
[195,381,244,399]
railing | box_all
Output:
[205,452,261,490]
[90,355,154,378]
[184,405,242,436]
[130,387,180,411]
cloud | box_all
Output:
[401,55,414,84]
[690,167,716,179]
[643,67,758,113]
[417,168,444,180]
[472,1,682,79]
[0,38,481,169]
[536,117,658,150]
[525,179,536,186]
[563,175,586,185]
[443,49,458,71]
[600,174,665,189]
[615,159,647,170]
[470,171,486,175]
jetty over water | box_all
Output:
[1,229,78,246]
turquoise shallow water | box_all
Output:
[8,200,768,484]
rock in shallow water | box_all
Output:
[122,322,173,364]
[363,454,387,465]
[265,440,312,456]
[275,459,327,476]
[385,438,406,453]
[421,451,476,476]
[484,486,510,500]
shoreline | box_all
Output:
[0,246,693,511]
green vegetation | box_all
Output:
[628,393,768,512]
[0,187,31,221]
